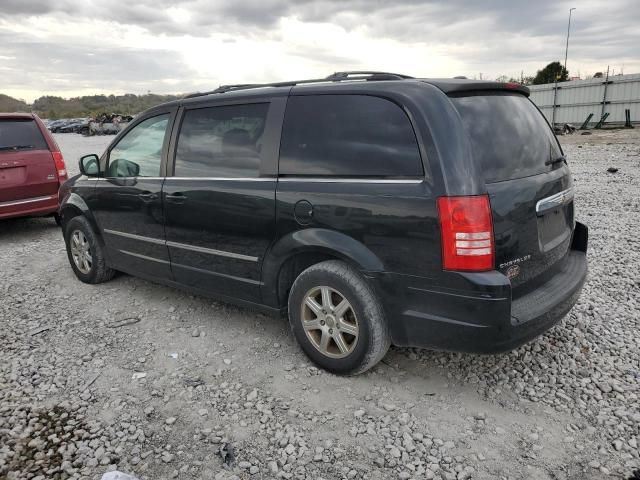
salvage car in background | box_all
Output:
[88,114,133,136]
[0,113,68,223]
[59,118,90,134]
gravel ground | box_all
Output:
[1,130,638,480]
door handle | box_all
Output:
[165,192,187,203]
[138,192,157,201]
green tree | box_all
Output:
[532,62,569,85]
[0,94,29,112]
[2,92,183,118]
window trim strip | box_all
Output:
[96,176,422,183]
[166,177,275,182]
[276,177,423,184]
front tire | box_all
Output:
[64,216,115,284]
[288,260,390,375]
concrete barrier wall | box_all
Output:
[528,73,640,126]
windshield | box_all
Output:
[0,119,48,151]
[451,92,562,183]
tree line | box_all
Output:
[495,61,609,85]
[0,93,181,119]
[495,61,570,86]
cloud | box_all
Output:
[0,30,201,96]
[0,0,639,101]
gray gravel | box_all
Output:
[1,130,639,479]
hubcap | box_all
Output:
[70,230,92,274]
[301,286,359,359]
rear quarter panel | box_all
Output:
[265,180,439,307]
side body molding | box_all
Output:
[261,228,385,307]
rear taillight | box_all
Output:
[52,151,67,181]
[437,195,495,272]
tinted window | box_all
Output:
[108,114,169,177]
[175,103,269,178]
[0,119,47,151]
[451,93,562,183]
[279,95,423,177]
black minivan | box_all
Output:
[59,71,588,374]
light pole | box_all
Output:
[563,8,576,77]
[553,7,575,127]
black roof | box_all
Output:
[182,71,530,101]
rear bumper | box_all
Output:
[0,194,59,220]
[372,225,588,353]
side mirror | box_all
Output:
[108,158,140,177]
[79,154,100,177]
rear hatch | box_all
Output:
[0,117,58,203]
[451,92,574,294]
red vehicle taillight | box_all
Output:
[52,151,67,181]
[437,195,495,272]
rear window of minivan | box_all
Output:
[0,119,48,151]
[451,92,562,183]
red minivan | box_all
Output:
[0,113,67,222]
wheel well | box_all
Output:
[59,206,83,232]
[277,252,341,308]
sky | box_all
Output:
[1,0,639,102]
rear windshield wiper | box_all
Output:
[545,155,567,166]
[0,145,34,151]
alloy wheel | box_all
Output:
[301,286,359,359]
[70,230,92,274]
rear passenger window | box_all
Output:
[174,103,269,178]
[279,95,423,177]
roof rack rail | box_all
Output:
[326,71,414,81]
[184,71,413,99]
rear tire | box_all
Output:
[288,260,390,375]
[64,216,115,284]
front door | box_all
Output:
[163,100,282,303]
[91,112,173,281]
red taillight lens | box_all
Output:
[437,195,495,272]
[52,151,67,181]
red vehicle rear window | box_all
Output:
[0,119,48,152]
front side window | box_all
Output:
[174,103,269,178]
[279,95,423,177]
[107,114,169,177]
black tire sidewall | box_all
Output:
[64,217,102,283]
[288,265,377,375]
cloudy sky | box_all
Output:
[1,0,639,102]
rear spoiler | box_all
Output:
[420,79,530,97]
[0,113,35,120]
